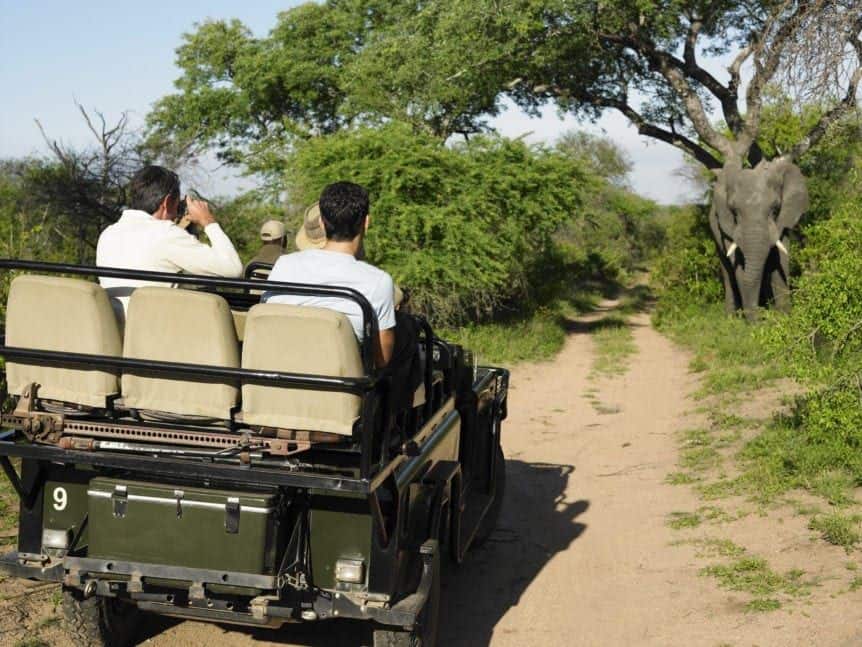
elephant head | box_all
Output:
[710,160,809,320]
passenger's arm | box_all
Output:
[376,328,395,368]
[164,199,243,277]
[373,274,397,368]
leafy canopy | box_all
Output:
[285,123,588,324]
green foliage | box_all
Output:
[651,205,722,324]
[589,315,637,378]
[215,192,287,265]
[555,131,632,187]
[757,95,862,223]
[284,123,587,325]
[147,6,373,165]
[440,307,567,365]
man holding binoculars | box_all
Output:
[96,165,243,321]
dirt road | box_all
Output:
[4,303,862,646]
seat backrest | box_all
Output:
[241,303,363,435]
[122,287,239,420]
[5,274,122,408]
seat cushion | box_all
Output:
[241,303,363,435]
[121,287,239,420]
[6,275,122,408]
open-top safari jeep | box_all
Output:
[0,260,507,646]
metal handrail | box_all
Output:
[0,259,380,372]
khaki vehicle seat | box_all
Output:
[5,275,123,408]
[241,303,363,435]
[122,287,239,421]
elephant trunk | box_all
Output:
[736,229,775,321]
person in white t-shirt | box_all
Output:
[96,165,243,321]
[264,182,416,377]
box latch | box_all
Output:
[112,485,128,518]
[225,497,240,534]
[174,490,184,518]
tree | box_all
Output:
[356,0,862,316]
[32,103,147,262]
[555,131,632,186]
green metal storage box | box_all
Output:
[87,477,281,574]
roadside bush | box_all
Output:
[651,204,722,327]
[285,123,587,325]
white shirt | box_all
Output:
[96,209,243,316]
[263,249,396,339]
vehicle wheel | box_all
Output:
[373,546,441,647]
[472,443,506,548]
[61,587,142,647]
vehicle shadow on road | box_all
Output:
[440,459,586,646]
[133,460,584,647]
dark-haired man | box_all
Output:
[264,182,412,373]
[96,165,243,319]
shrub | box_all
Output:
[651,204,722,326]
[284,123,587,325]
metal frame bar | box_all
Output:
[0,342,374,394]
[0,259,379,372]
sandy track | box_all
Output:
[4,304,862,646]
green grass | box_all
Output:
[656,303,862,528]
[745,598,782,612]
[808,513,862,550]
[590,314,637,378]
[701,556,811,599]
[668,511,702,529]
[440,288,604,365]
[667,506,732,530]
[441,308,567,365]
[680,446,722,473]
[665,471,701,485]
[14,640,50,647]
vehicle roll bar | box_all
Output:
[0,259,379,373]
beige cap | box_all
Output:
[295,202,327,250]
[260,220,286,242]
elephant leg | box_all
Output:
[771,240,791,312]
[719,260,738,314]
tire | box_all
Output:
[373,546,441,647]
[61,588,142,647]
[472,442,506,548]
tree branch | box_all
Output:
[789,37,862,160]
[603,98,722,169]
[741,0,814,153]
[599,30,735,161]
[682,18,746,136]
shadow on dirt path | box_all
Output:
[440,461,587,647]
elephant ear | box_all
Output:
[775,161,809,232]
[710,170,735,240]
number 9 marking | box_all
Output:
[52,487,68,512]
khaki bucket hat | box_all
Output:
[260,220,286,241]
[295,202,327,250]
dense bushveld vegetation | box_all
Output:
[0,110,665,364]
[653,107,862,528]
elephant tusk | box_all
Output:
[726,242,738,258]
[775,240,788,255]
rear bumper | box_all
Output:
[0,544,436,631]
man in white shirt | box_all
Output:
[264,182,414,375]
[96,165,243,319]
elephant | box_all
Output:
[708,159,809,320]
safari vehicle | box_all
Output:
[0,260,508,646]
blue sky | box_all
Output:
[0,1,702,203]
